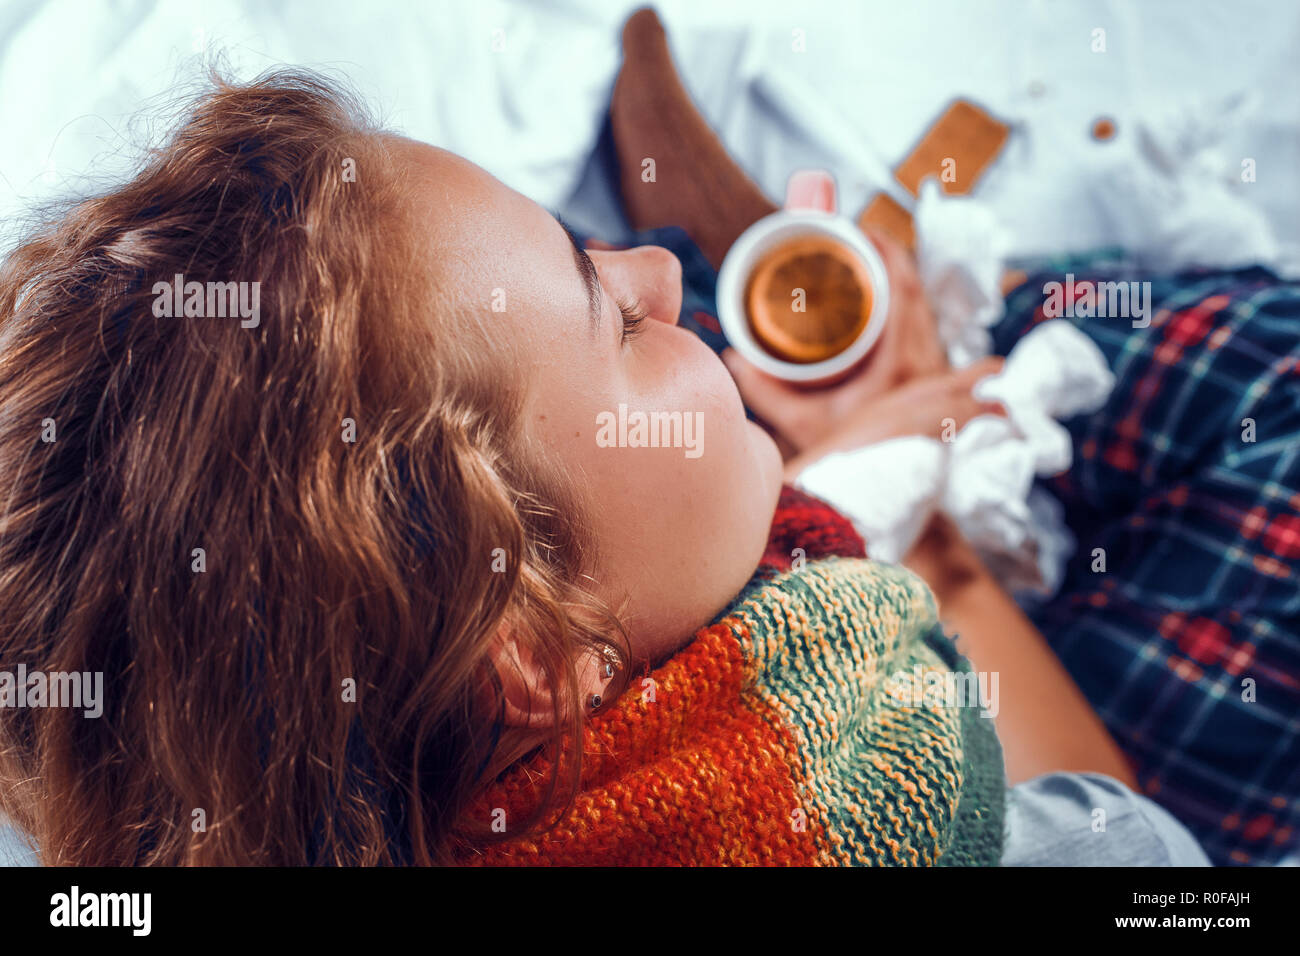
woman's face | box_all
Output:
[395,138,782,665]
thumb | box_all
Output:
[721,348,804,436]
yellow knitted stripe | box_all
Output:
[721,558,966,866]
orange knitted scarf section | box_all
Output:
[453,487,1007,865]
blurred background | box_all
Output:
[1,0,1297,267]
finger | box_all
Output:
[820,340,899,404]
[865,228,947,378]
[862,225,906,270]
[865,225,923,300]
[720,349,806,436]
[941,382,1009,432]
[952,355,1005,386]
[896,361,1003,435]
[832,288,931,395]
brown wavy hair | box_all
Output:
[0,68,629,864]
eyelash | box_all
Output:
[616,295,648,345]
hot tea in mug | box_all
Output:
[744,233,876,364]
[716,170,890,384]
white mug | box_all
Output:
[716,169,890,384]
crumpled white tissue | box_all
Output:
[796,184,1115,595]
[796,319,1113,592]
[914,178,1009,367]
[792,437,947,564]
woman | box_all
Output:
[0,69,1207,866]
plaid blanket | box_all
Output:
[995,257,1299,866]
[618,226,1297,865]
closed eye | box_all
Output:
[617,295,648,345]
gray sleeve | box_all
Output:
[1001,771,1212,866]
[0,817,37,867]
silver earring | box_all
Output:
[599,645,621,678]
[589,694,602,709]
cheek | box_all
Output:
[527,326,782,649]
[652,329,775,489]
[595,334,780,617]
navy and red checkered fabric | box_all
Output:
[994,260,1299,865]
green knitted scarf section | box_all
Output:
[722,556,1007,865]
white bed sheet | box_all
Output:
[1,0,1296,262]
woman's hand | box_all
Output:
[902,510,988,605]
[722,227,953,456]
[778,357,1006,479]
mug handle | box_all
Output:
[784,169,837,213]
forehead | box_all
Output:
[381,137,597,380]
[387,136,576,311]
[388,137,544,255]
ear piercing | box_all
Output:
[587,646,622,712]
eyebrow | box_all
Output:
[554,213,603,335]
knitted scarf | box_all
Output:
[456,486,1007,865]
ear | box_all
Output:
[486,631,615,729]
[487,631,557,729]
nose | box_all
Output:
[588,245,682,326]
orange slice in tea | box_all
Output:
[744,235,873,364]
